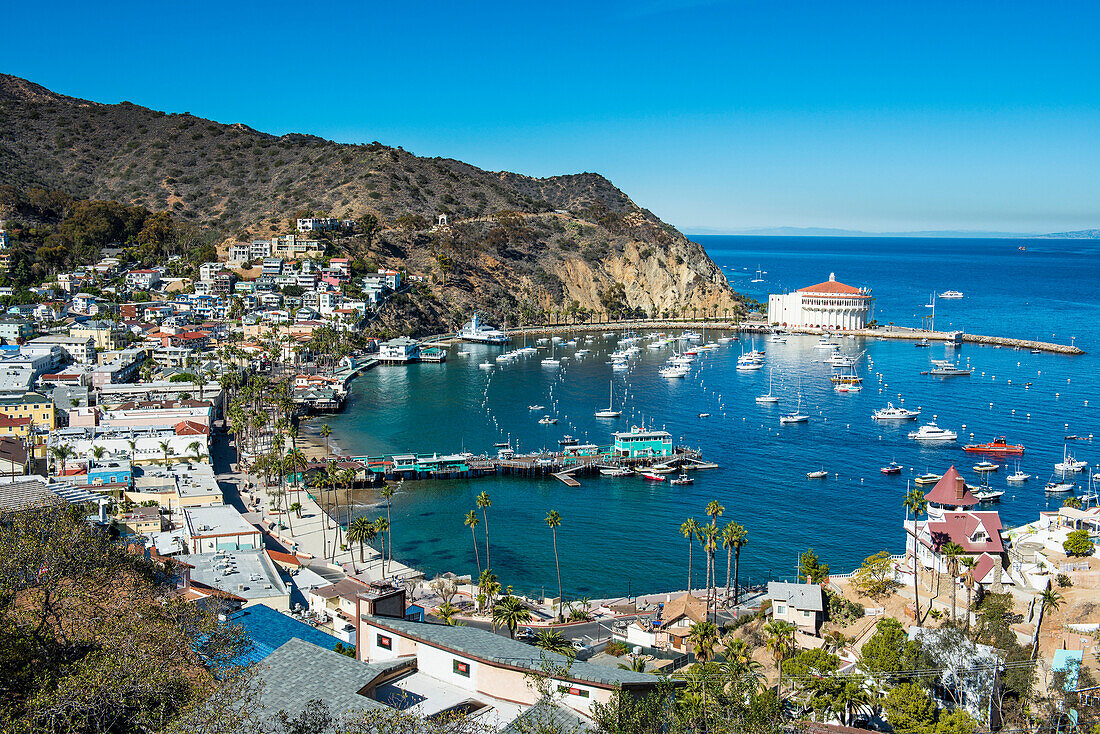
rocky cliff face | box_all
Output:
[0,74,742,329]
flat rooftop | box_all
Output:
[185,504,255,536]
[187,548,287,601]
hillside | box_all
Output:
[0,74,742,331]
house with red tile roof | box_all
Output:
[904,466,1009,589]
[767,273,873,330]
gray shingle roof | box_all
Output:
[365,616,659,689]
[500,697,591,734]
[767,581,825,612]
[257,638,405,717]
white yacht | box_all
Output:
[594,382,622,418]
[659,365,689,378]
[1045,478,1076,493]
[528,404,545,411]
[1055,446,1088,473]
[1006,464,1031,482]
[908,423,958,442]
[939,290,964,299]
[780,389,808,424]
[872,403,921,420]
[537,416,558,425]
[458,313,509,344]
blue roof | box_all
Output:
[226,605,342,667]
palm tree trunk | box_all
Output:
[733,548,741,605]
[553,529,562,621]
[359,540,365,563]
[726,546,732,607]
[950,568,958,624]
[687,541,693,594]
[471,526,481,575]
[482,510,490,569]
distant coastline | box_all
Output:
[684,226,1100,239]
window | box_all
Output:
[376,634,391,650]
[803,610,811,618]
[557,685,589,698]
[453,659,470,677]
[775,604,786,614]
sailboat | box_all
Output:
[751,266,765,283]
[594,381,622,418]
[541,342,560,367]
[1055,445,1088,473]
[780,380,808,424]
[1006,461,1031,483]
[756,369,779,404]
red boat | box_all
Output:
[963,436,1025,455]
[641,472,666,482]
[880,461,903,475]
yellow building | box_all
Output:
[70,321,121,351]
[0,392,55,429]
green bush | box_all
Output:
[1064,529,1094,557]
[604,640,629,657]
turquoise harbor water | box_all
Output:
[320,237,1100,600]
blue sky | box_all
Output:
[3,0,1099,233]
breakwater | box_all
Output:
[426,320,1084,355]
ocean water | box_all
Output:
[320,237,1100,600]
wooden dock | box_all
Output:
[552,469,581,487]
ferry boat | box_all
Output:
[881,461,903,475]
[939,290,964,299]
[914,472,942,485]
[963,437,1025,455]
[908,423,958,442]
[973,461,999,473]
[458,313,509,344]
[872,403,921,420]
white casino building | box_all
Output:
[767,273,872,329]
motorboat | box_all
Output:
[670,474,694,485]
[927,362,973,376]
[834,383,862,393]
[641,472,666,482]
[558,435,578,446]
[659,365,689,378]
[1055,446,1088,473]
[698,412,710,418]
[806,469,828,479]
[915,338,931,348]
[963,437,1025,454]
[736,356,763,371]
[1045,478,1076,493]
[872,403,921,420]
[1006,464,1031,482]
[537,416,557,425]
[478,362,495,370]
[973,461,999,473]
[649,464,676,474]
[914,473,942,485]
[939,290,964,299]
[908,423,957,442]
[594,382,622,418]
[881,461,903,475]
[973,488,1004,502]
[600,467,633,477]
[528,404,545,411]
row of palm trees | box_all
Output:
[903,486,982,627]
[680,502,749,621]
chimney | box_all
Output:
[956,476,966,499]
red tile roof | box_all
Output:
[174,420,210,436]
[926,511,1004,554]
[0,416,32,428]
[267,549,304,567]
[799,277,865,295]
[924,466,978,507]
[969,552,999,584]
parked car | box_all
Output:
[516,626,537,642]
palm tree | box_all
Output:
[49,444,75,473]
[701,524,719,622]
[436,601,460,626]
[1034,586,1064,652]
[91,445,106,467]
[764,619,796,697]
[941,541,965,624]
[903,485,928,623]
[127,439,137,465]
[289,501,302,518]
[721,637,764,696]
[476,491,492,568]
[320,423,332,453]
[618,655,647,673]
[373,517,390,577]
[535,629,574,658]
[380,485,395,569]
[464,509,482,575]
[704,501,724,616]
[960,556,978,632]
[347,516,377,563]
[159,440,172,468]
[491,595,532,638]
[187,440,203,463]
[724,522,748,606]
[680,517,700,594]
[688,620,719,663]
[477,568,500,614]
[545,510,564,621]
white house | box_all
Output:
[125,269,161,290]
[767,581,825,635]
[378,337,419,363]
[767,273,873,330]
